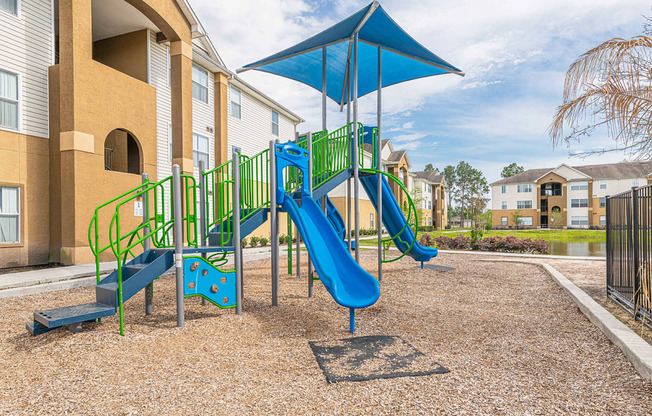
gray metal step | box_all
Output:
[33,302,115,329]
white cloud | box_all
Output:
[401,121,414,129]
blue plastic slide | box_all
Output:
[359,174,438,263]
[324,196,355,250]
[275,143,380,331]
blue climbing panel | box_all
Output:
[183,257,237,308]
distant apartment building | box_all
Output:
[330,139,448,231]
[0,0,301,268]
[412,171,447,229]
[490,162,652,229]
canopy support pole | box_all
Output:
[377,46,383,282]
[346,53,352,253]
[322,46,327,131]
[353,32,360,263]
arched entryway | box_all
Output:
[104,129,142,174]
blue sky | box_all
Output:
[193,0,651,184]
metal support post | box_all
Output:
[346,78,352,253]
[270,140,279,306]
[199,160,208,306]
[172,165,184,327]
[142,173,153,315]
[233,148,243,315]
[376,45,383,282]
[308,131,314,297]
[353,32,360,263]
[295,227,301,278]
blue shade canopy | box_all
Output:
[237,1,464,106]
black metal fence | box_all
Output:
[606,185,652,328]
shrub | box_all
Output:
[278,234,287,245]
[241,238,247,249]
[260,237,269,247]
[419,234,435,247]
[249,236,260,247]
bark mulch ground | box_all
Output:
[1,253,651,415]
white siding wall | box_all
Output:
[593,177,647,198]
[0,0,52,138]
[566,180,589,227]
[227,84,295,158]
[191,63,215,176]
[329,152,373,201]
[554,165,587,181]
[150,31,171,182]
[492,183,537,210]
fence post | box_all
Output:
[605,194,611,298]
[632,186,640,320]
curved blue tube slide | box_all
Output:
[359,174,438,263]
[282,195,380,309]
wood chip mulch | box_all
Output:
[1,253,651,415]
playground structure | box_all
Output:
[26,122,436,336]
[26,1,463,336]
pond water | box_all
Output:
[547,241,606,257]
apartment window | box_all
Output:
[501,216,508,226]
[571,198,588,208]
[599,197,606,208]
[632,178,640,187]
[428,217,432,226]
[501,201,507,210]
[271,111,279,136]
[370,213,374,228]
[517,200,532,209]
[517,184,532,193]
[600,215,606,226]
[0,0,18,16]
[571,216,589,226]
[192,133,209,168]
[571,181,588,191]
[0,186,20,243]
[428,200,432,209]
[192,64,209,103]
[0,69,19,131]
[599,181,607,190]
[517,217,533,226]
[230,86,242,119]
[501,185,506,194]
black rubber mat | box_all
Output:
[309,335,449,383]
[418,264,455,271]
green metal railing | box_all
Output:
[202,160,234,247]
[240,148,271,222]
[88,173,198,335]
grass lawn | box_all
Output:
[358,228,605,247]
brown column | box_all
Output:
[214,72,229,167]
[55,0,96,264]
[170,40,193,175]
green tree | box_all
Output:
[550,209,564,229]
[454,161,489,227]
[511,210,523,229]
[501,163,524,179]
[442,165,456,212]
[424,163,436,171]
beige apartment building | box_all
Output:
[491,161,652,229]
[0,0,301,268]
